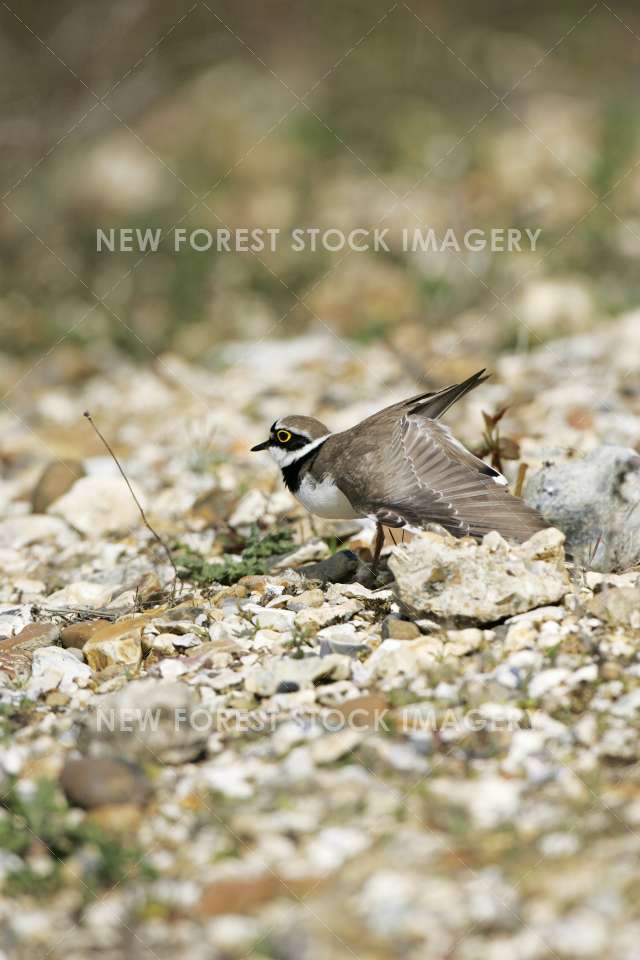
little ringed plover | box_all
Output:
[251,369,548,567]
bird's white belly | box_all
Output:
[295,473,361,520]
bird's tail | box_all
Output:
[406,369,490,420]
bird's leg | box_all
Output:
[371,521,385,573]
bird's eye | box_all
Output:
[277,429,292,443]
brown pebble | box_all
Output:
[60,756,152,809]
[45,691,70,707]
[0,622,60,652]
[601,661,622,681]
[197,873,320,918]
[60,620,110,649]
[382,617,421,641]
[335,694,390,730]
[237,576,270,592]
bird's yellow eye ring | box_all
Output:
[276,429,292,443]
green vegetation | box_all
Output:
[0,699,38,742]
[0,779,155,898]
[173,526,295,586]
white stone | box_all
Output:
[272,538,331,569]
[253,608,296,631]
[50,475,144,537]
[45,581,115,609]
[0,515,74,549]
[26,646,92,697]
[227,489,292,529]
[305,826,369,872]
[245,654,350,696]
[171,632,202,649]
[529,668,570,698]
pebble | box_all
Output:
[529,668,570,698]
[381,616,421,640]
[295,599,361,629]
[83,617,146,671]
[59,756,152,809]
[46,581,116,609]
[286,588,325,611]
[80,678,208,763]
[298,550,359,584]
[31,459,85,514]
[49,474,145,537]
[0,622,61,684]
[0,514,74,549]
[588,587,640,628]
[253,608,296,631]
[310,729,363,763]
[60,619,110,649]
[271,538,331,569]
[26,645,92,697]
[245,654,351,697]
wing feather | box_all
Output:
[362,414,548,542]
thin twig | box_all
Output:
[83,410,178,586]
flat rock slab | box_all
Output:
[389,528,570,626]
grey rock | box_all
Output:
[80,678,208,764]
[60,756,152,809]
[355,562,395,590]
[525,445,640,571]
[389,528,570,626]
[318,638,372,658]
[298,550,359,584]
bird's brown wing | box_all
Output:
[353,368,490,431]
[344,414,548,543]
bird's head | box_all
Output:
[251,415,330,466]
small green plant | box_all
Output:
[0,779,155,898]
[285,624,317,659]
[0,699,37,742]
[174,526,295,586]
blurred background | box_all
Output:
[2,0,640,381]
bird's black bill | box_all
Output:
[250,440,270,451]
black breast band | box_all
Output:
[281,440,327,494]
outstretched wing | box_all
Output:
[354,415,548,542]
[356,368,491,429]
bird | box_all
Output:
[251,369,548,569]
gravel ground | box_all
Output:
[1,313,640,959]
